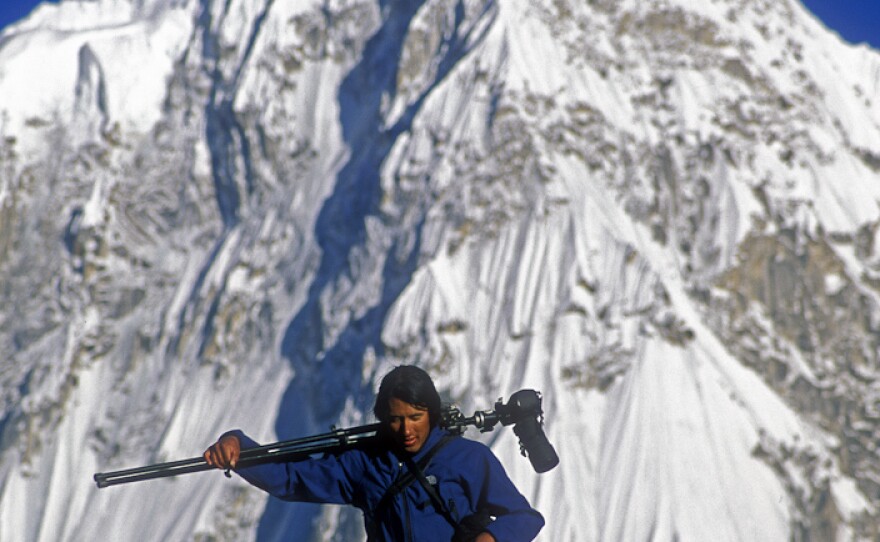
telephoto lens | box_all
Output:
[499,390,559,473]
[512,416,559,473]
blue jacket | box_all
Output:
[230,426,544,541]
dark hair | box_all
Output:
[373,365,442,427]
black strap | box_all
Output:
[406,458,498,542]
[405,454,459,527]
[372,435,456,523]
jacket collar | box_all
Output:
[408,426,447,462]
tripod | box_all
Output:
[94,389,558,488]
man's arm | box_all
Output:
[203,430,362,505]
[473,448,545,542]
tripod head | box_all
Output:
[441,389,559,473]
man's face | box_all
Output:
[387,397,431,454]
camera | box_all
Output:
[493,390,560,473]
[444,389,559,473]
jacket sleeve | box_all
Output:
[224,430,365,505]
[468,445,545,542]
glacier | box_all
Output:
[1,0,879,540]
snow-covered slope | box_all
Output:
[1,0,879,540]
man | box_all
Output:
[204,365,545,541]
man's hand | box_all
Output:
[203,434,241,470]
[474,533,496,542]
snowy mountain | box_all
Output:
[1,0,879,540]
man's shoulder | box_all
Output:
[332,436,395,471]
[439,432,494,458]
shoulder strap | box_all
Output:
[372,434,456,520]
[405,454,460,528]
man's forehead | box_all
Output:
[387,398,428,414]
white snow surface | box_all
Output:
[0,0,879,541]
